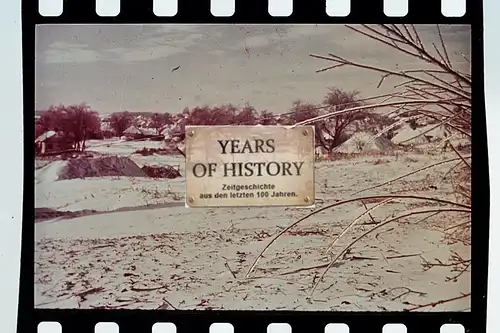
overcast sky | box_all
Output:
[35,24,470,115]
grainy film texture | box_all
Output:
[34,24,471,311]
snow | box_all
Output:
[334,132,397,154]
[34,140,470,311]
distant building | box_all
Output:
[123,126,159,140]
[160,124,175,137]
[35,131,73,155]
[123,126,143,139]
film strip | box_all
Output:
[24,0,487,332]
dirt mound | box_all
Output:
[36,156,147,183]
[141,165,182,179]
[334,132,397,154]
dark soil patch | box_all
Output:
[35,202,185,223]
[134,147,179,156]
[35,208,98,223]
[141,165,182,179]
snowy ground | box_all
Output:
[34,139,471,311]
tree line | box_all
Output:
[35,87,397,153]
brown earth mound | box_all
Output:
[59,156,147,180]
[141,165,182,179]
[37,156,148,183]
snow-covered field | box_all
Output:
[34,139,471,311]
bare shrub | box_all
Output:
[36,103,101,153]
[353,138,366,152]
[246,24,471,310]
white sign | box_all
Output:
[185,125,315,207]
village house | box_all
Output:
[99,116,115,138]
[122,125,159,140]
[35,130,73,155]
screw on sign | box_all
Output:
[184,125,315,208]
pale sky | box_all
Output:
[35,24,470,115]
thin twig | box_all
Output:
[405,293,471,311]
[309,208,469,298]
[278,263,330,276]
[324,198,393,254]
[386,253,422,260]
[352,155,471,196]
[130,285,167,292]
[291,98,469,128]
[246,195,469,278]
[225,262,238,279]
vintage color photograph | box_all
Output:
[34,24,471,311]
